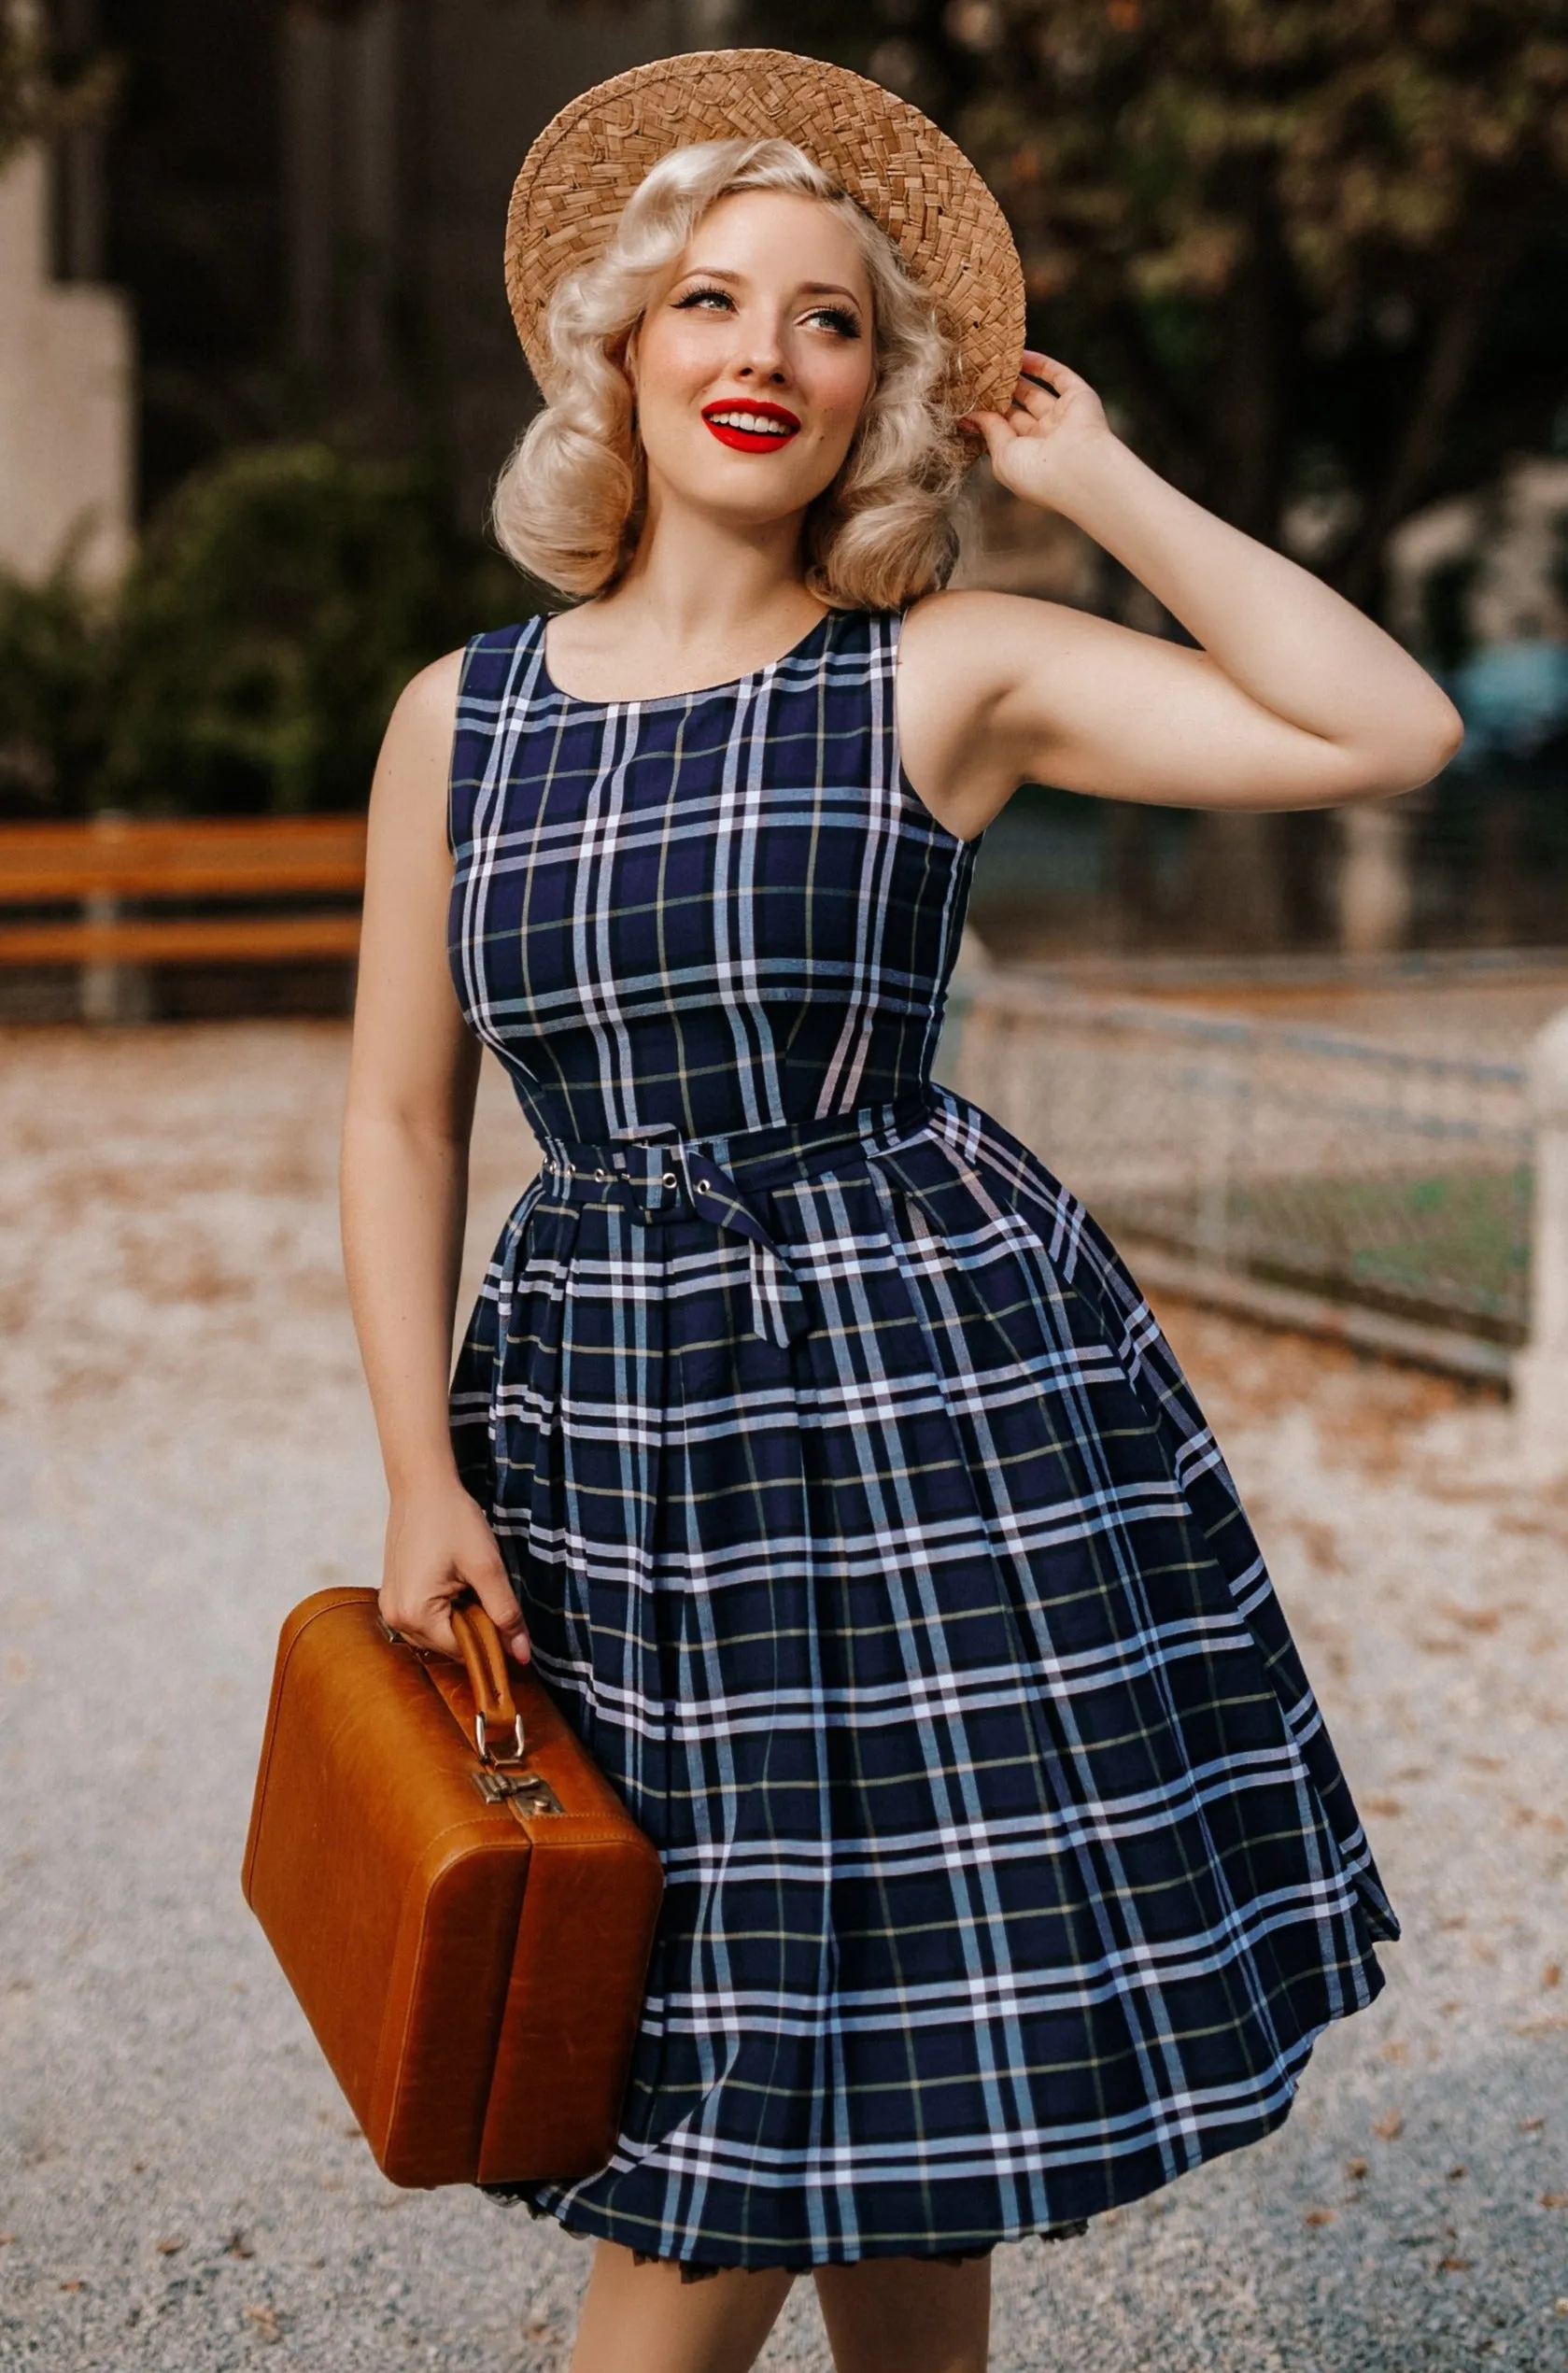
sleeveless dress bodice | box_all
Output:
[447,606,971,1147]
[445,606,1396,2273]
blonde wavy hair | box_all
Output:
[492,138,969,612]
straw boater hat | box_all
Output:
[504,49,1025,418]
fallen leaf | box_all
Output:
[1380,2041,1409,2064]
[1545,1964,1562,1990]
[1345,2157,1368,2180]
[1437,2254,1472,2272]
[155,2237,184,2255]
[1304,2208,1335,2226]
[1521,2117,1546,2133]
[1373,2112,1405,2140]
[243,2304,282,2344]
[0,2234,15,2246]
[1448,2166,1467,2182]
[57,2279,84,2292]
[1542,2192,1568,2210]
[1364,1796,1404,1818]
[1439,1999,1463,2015]
[1555,2297,1568,2316]
[224,2229,255,2259]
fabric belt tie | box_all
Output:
[532,1095,933,1352]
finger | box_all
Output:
[1010,374,1059,419]
[464,1563,532,1665]
[379,1582,459,1660]
[1022,348,1082,387]
[961,408,1014,464]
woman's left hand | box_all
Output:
[957,351,1113,511]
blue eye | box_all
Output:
[807,306,862,339]
[674,284,735,312]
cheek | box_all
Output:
[810,348,875,435]
[636,319,716,405]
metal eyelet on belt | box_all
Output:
[593,1166,610,1182]
[695,1180,713,1194]
[661,1171,677,1187]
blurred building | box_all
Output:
[0,0,132,583]
[279,0,738,524]
[1387,454,1568,657]
[0,0,736,545]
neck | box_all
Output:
[601,481,822,656]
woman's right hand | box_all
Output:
[377,1476,531,1666]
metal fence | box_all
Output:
[934,963,1533,1381]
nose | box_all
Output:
[732,323,788,385]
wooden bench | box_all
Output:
[0,813,368,968]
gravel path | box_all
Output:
[3,1022,1566,2373]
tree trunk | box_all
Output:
[1207,169,1296,540]
[1186,175,1302,951]
[1333,242,1506,612]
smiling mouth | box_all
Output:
[701,403,800,454]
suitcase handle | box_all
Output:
[450,1600,527,1767]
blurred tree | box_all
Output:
[751,0,1568,947]
[0,558,112,818]
[0,442,532,819]
[103,443,529,814]
[755,0,1568,613]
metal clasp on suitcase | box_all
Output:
[471,1764,563,1812]
[379,1616,564,1814]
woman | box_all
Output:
[341,50,1457,2373]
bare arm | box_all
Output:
[898,353,1464,840]
[339,649,530,1664]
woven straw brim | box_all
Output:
[504,49,1024,417]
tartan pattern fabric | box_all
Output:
[446,608,1396,2271]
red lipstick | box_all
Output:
[701,400,800,454]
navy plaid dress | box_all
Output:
[446,605,1396,2274]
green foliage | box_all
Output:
[0,560,114,817]
[961,2,1568,330]
[0,442,534,819]
[753,0,1568,598]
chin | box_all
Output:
[653,442,843,527]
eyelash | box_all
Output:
[673,283,862,339]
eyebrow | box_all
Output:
[673,266,864,305]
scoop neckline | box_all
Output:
[536,607,835,710]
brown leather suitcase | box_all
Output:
[242,1586,665,2188]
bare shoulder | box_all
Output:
[384,646,467,756]
[366,647,467,841]
[900,586,1085,679]
[896,589,1088,835]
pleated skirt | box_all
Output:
[449,1084,1395,2270]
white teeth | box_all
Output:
[709,411,795,435]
